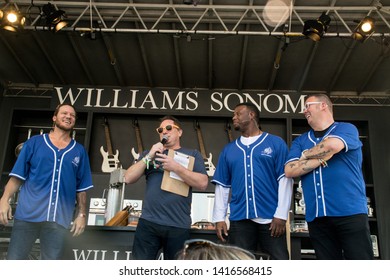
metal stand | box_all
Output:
[105,169,126,223]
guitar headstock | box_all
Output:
[225,120,234,142]
[102,117,108,127]
[133,118,139,128]
[194,119,200,130]
[225,120,231,131]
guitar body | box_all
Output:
[130,147,140,162]
[205,153,216,177]
[100,117,121,173]
[100,146,120,173]
[131,119,144,163]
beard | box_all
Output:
[233,119,250,131]
[54,120,74,132]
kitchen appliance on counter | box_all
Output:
[123,199,143,226]
[87,198,106,226]
[191,192,215,229]
[88,198,143,226]
[123,199,143,211]
[105,168,126,223]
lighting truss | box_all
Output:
[6,1,390,37]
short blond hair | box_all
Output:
[176,239,255,260]
[305,93,333,113]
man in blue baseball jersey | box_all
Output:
[284,93,373,260]
[124,116,208,260]
[212,103,293,260]
[0,104,93,260]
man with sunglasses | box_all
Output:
[124,116,208,260]
[212,102,293,260]
[284,94,373,260]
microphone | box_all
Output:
[154,136,168,166]
[161,135,168,145]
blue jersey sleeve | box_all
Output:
[10,136,37,180]
[327,122,361,152]
[211,143,231,187]
[76,145,93,192]
[273,136,289,180]
[285,133,307,163]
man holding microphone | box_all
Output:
[124,115,208,260]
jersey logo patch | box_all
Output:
[72,156,80,167]
[261,147,273,157]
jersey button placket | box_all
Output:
[246,151,255,215]
[50,153,61,220]
[315,178,325,215]
[315,182,321,200]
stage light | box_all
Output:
[0,9,26,32]
[183,0,200,5]
[42,2,68,32]
[352,17,375,42]
[302,12,331,42]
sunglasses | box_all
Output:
[180,238,256,260]
[304,101,322,110]
[156,124,180,134]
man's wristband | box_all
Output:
[142,154,152,169]
[318,158,328,168]
[78,213,86,218]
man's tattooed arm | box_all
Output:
[301,141,333,161]
[285,137,343,178]
[285,158,321,178]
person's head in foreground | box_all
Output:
[176,239,256,260]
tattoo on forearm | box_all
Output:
[288,163,296,168]
[311,151,330,158]
[300,160,315,172]
[306,143,331,159]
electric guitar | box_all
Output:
[131,119,144,163]
[194,120,216,177]
[100,117,121,173]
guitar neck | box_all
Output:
[104,124,114,156]
[226,122,233,142]
[135,125,143,153]
[134,120,144,154]
[195,124,207,159]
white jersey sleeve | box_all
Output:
[212,184,230,223]
[273,176,293,220]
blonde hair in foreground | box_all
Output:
[176,239,255,260]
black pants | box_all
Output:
[229,219,289,260]
[308,214,374,260]
[132,218,190,260]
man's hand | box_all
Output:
[0,199,12,225]
[215,221,229,243]
[155,152,178,171]
[70,215,86,237]
[269,217,286,237]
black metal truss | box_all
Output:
[3,1,390,37]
